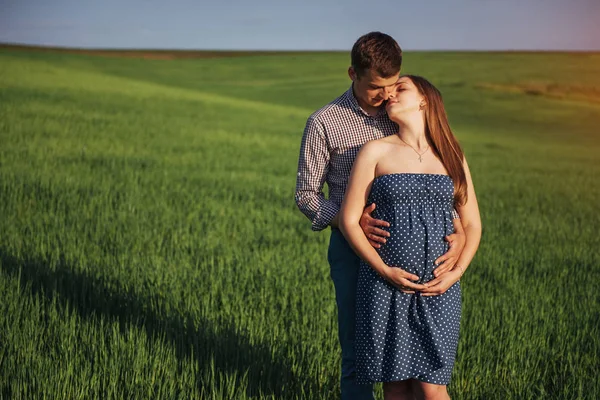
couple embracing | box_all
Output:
[295,32,482,400]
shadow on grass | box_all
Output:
[0,250,317,398]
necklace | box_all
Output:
[398,137,429,162]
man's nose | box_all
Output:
[383,87,395,100]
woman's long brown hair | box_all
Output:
[405,75,467,206]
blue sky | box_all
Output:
[1,0,599,50]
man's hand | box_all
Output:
[421,269,461,296]
[382,267,426,294]
[432,229,466,277]
[359,203,390,249]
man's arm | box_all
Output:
[295,117,338,231]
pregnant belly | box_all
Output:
[377,224,450,282]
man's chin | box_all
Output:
[370,99,385,107]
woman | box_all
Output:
[339,75,481,400]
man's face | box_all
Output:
[349,67,400,109]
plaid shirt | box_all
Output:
[295,86,398,231]
[295,85,459,231]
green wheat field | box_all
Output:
[1,48,599,399]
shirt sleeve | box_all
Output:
[451,208,460,219]
[295,116,339,231]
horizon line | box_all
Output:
[2,42,599,54]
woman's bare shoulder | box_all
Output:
[362,136,397,151]
[356,138,396,167]
[361,136,399,155]
[358,138,388,159]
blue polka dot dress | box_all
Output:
[356,173,461,385]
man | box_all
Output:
[295,32,466,399]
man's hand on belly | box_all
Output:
[432,222,466,277]
[360,203,390,249]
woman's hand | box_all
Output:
[420,269,462,296]
[381,267,427,294]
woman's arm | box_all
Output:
[339,142,426,293]
[421,157,482,296]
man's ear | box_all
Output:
[348,66,357,81]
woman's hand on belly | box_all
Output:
[381,266,427,294]
[420,268,462,296]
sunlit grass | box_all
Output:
[1,49,599,399]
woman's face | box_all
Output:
[385,77,425,118]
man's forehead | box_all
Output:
[366,73,401,85]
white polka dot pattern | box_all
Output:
[356,173,461,385]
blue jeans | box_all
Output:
[328,229,374,400]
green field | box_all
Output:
[1,48,599,399]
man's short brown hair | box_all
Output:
[351,32,403,78]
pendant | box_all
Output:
[418,155,422,162]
